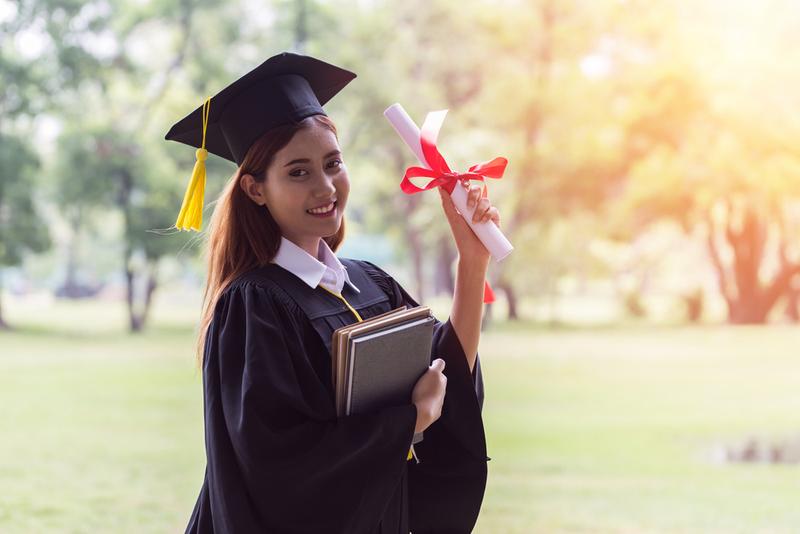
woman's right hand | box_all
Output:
[411,358,447,434]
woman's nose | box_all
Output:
[314,171,337,196]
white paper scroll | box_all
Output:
[384,103,514,262]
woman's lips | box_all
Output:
[306,201,337,217]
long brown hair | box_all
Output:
[196,114,345,365]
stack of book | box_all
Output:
[331,305,435,445]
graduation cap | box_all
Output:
[165,52,357,231]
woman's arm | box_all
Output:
[450,257,489,374]
[437,183,500,374]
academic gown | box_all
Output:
[185,258,489,534]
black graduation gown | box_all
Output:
[185,258,489,534]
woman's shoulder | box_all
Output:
[215,266,302,317]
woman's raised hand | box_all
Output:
[438,183,501,264]
[411,358,447,434]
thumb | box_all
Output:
[438,187,460,219]
[431,358,446,372]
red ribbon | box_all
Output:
[399,110,507,304]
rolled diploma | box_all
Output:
[384,103,514,262]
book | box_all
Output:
[331,305,430,413]
[331,306,435,445]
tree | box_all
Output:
[0,134,50,329]
[0,0,74,327]
[52,126,110,297]
[52,124,191,330]
[617,111,800,324]
[41,0,240,331]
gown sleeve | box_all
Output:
[358,260,490,534]
[200,280,418,534]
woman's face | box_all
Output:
[242,121,349,255]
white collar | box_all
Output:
[271,236,360,293]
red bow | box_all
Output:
[399,110,507,304]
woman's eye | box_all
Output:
[289,169,308,178]
[327,159,343,169]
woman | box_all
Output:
[167,52,497,534]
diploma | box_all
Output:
[384,103,514,262]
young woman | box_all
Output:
[168,52,498,534]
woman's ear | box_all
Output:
[239,173,266,206]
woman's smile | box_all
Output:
[306,200,337,217]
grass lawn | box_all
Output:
[2,297,800,532]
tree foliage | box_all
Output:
[5,0,800,328]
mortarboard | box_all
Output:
[165,52,356,231]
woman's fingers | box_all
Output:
[466,183,482,209]
[483,206,500,226]
[445,182,501,226]
[472,197,492,223]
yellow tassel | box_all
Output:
[176,97,211,231]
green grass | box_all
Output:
[477,323,800,533]
[2,298,800,532]
[1,298,204,533]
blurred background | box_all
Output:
[3,0,800,532]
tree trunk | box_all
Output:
[482,301,493,330]
[125,258,160,333]
[0,272,7,330]
[497,278,519,320]
[63,214,81,298]
[140,260,159,329]
[683,288,704,323]
[707,201,800,325]
[434,235,456,296]
[404,197,426,302]
[117,168,142,333]
[785,284,799,323]
[125,247,141,332]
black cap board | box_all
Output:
[165,52,356,165]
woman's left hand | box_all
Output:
[438,182,501,266]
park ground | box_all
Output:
[2,297,800,533]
